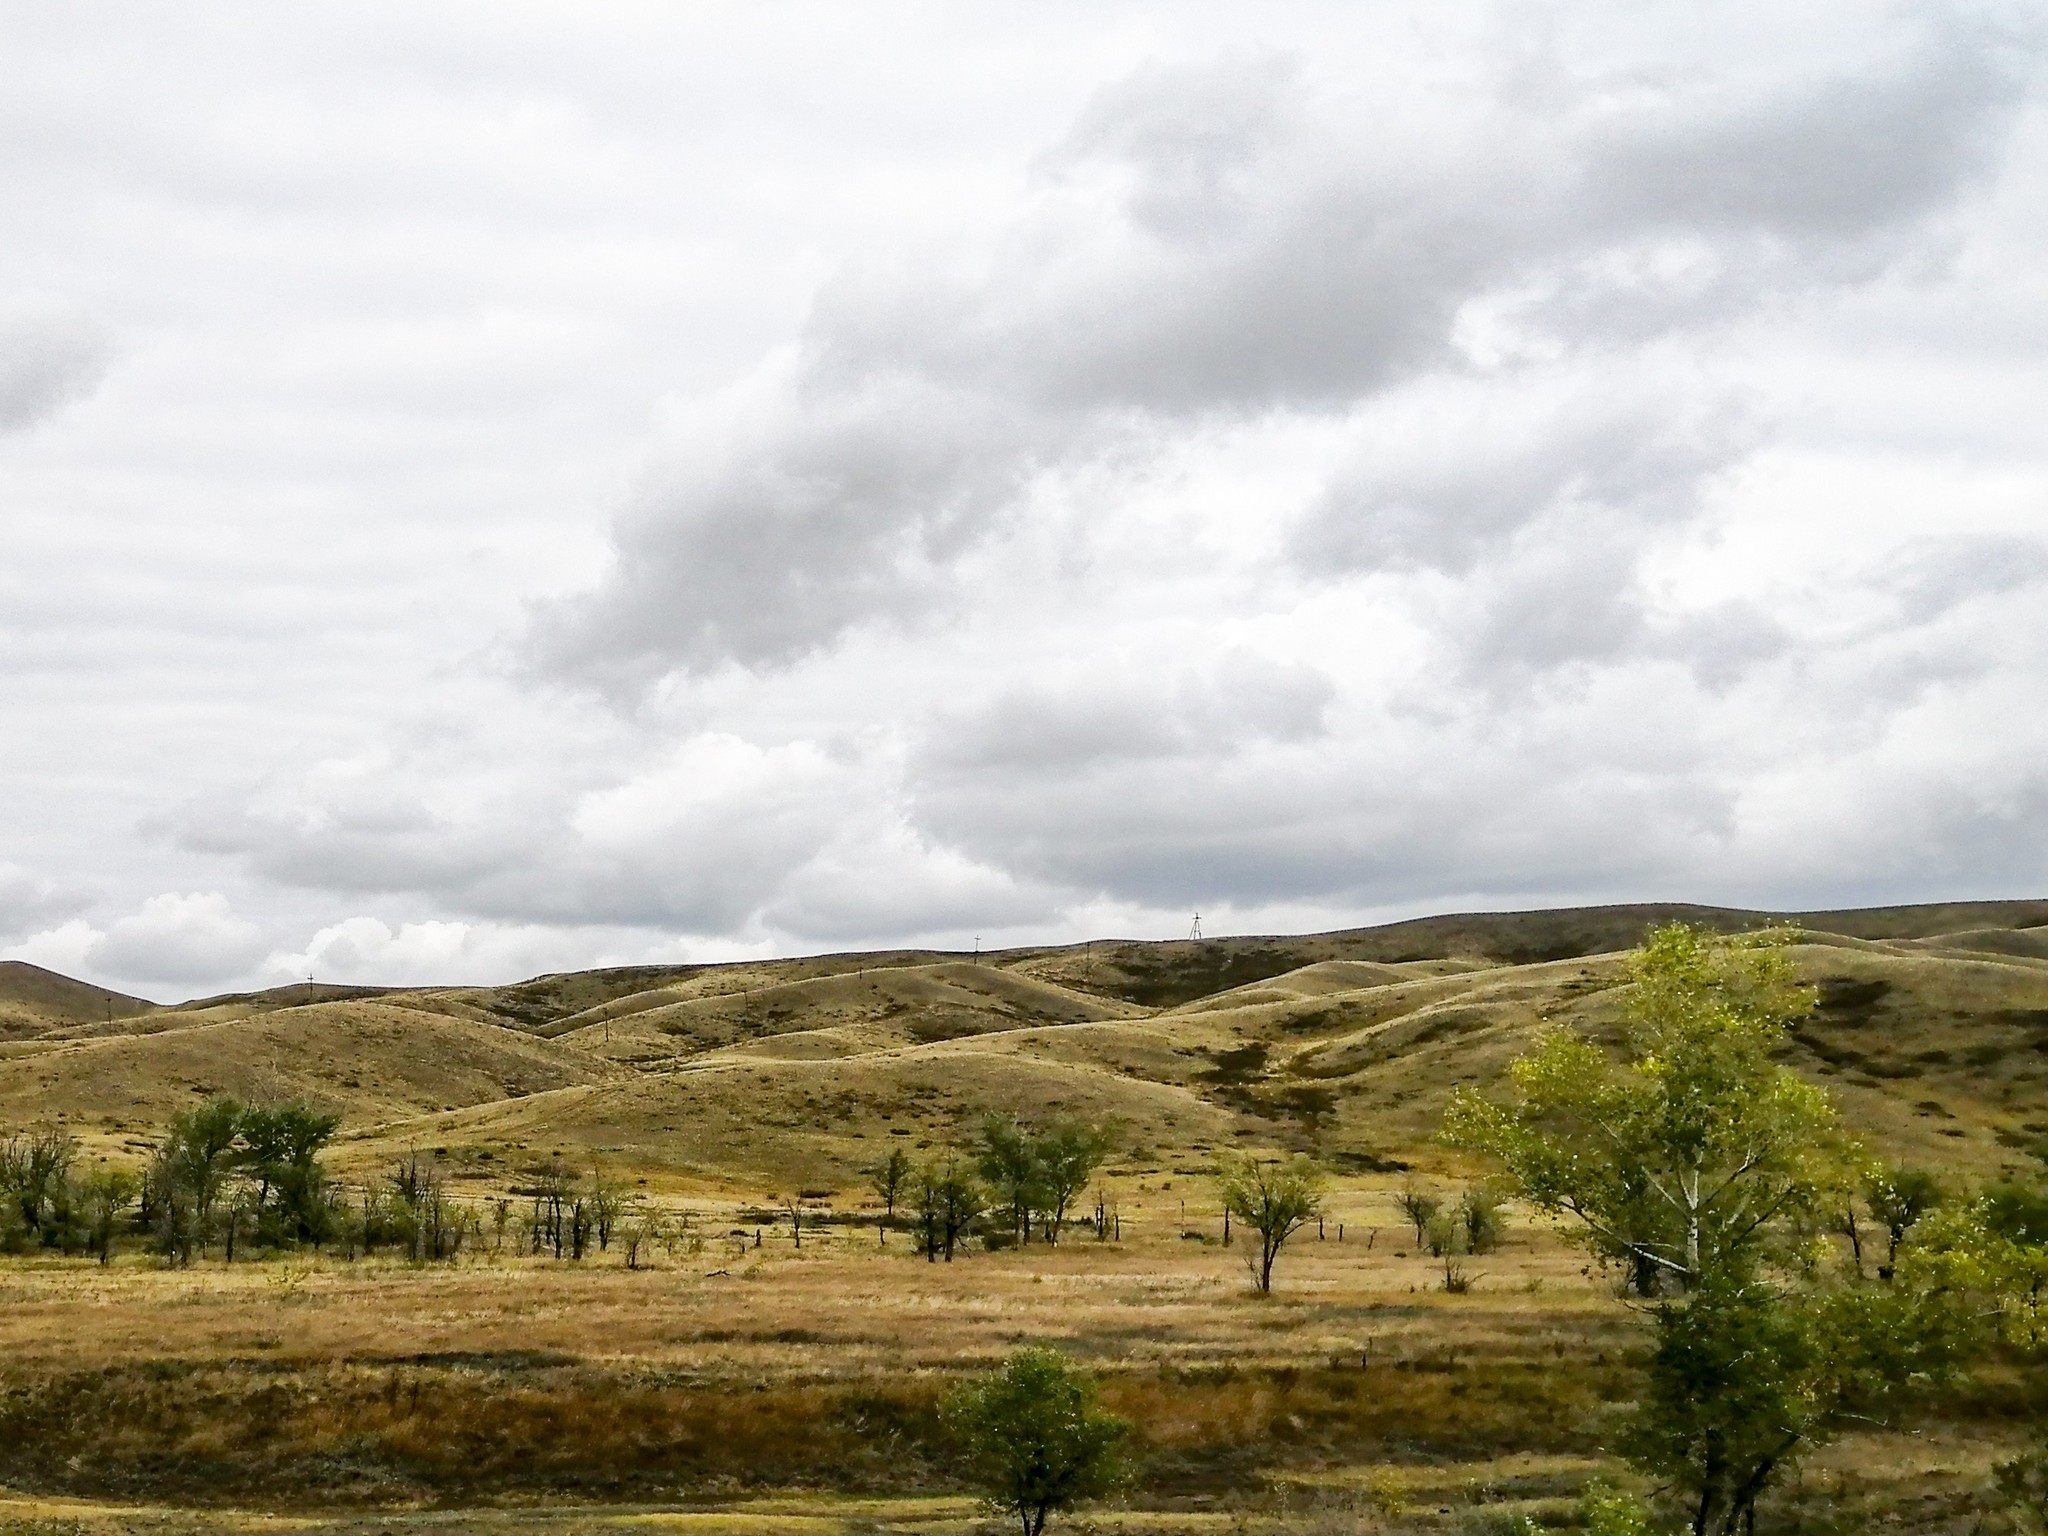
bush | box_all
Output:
[944,1347,1128,1536]
[1460,1188,1504,1255]
[1579,1481,1652,1536]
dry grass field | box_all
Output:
[1,901,2046,1534]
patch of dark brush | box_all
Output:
[1814,977,1892,1026]
[1100,946,1305,1008]
[1329,1149,1410,1174]
[1404,1009,1494,1047]
[352,1349,581,1373]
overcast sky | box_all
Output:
[3,2,2045,1000]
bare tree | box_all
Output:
[778,1191,808,1250]
[588,1175,623,1252]
[1395,1181,1441,1248]
[870,1146,913,1221]
[622,1203,664,1270]
[528,1163,576,1258]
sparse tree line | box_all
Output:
[976,924,2048,1536]
[0,1098,671,1268]
[1,1101,346,1263]
[0,1097,1132,1272]
[0,1126,137,1261]
[865,1114,1116,1261]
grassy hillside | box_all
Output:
[3,900,2045,1188]
[0,999,618,1153]
[0,960,155,1039]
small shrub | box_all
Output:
[1579,1481,1652,1536]
[945,1347,1128,1536]
[1459,1188,1504,1255]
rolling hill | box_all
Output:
[0,960,155,1040]
[4,900,2046,1190]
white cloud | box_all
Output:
[269,916,608,989]
[538,17,2028,684]
[2,919,101,977]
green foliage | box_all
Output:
[944,1347,1128,1536]
[237,1103,342,1246]
[1864,1163,1943,1280]
[1425,1209,1462,1259]
[1987,1181,2048,1245]
[1623,1274,1969,1536]
[1456,1512,1540,1535]
[378,1151,471,1262]
[0,1127,78,1250]
[1445,923,1850,1293]
[1396,1180,1441,1247]
[143,1097,343,1262]
[1217,1153,1323,1293]
[974,1115,1112,1245]
[1033,1119,1112,1244]
[979,1116,1040,1242]
[1906,1189,2048,1350]
[79,1167,139,1264]
[1996,1447,2048,1535]
[1578,1481,1652,1536]
[1424,1197,1493,1292]
[1460,1187,1504,1255]
[1443,924,1978,1536]
[5,1103,342,1265]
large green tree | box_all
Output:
[237,1103,340,1246]
[1622,1272,1967,1535]
[1445,924,1969,1536]
[1445,923,1848,1293]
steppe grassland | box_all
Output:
[0,1182,1638,1526]
[0,1195,2027,1536]
[0,1179,1615,1377]
[4,906,2048,1532]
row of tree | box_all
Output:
[1,1101,637,1267]
[143,1099,340,1261]
[0,1127,137,1260]
[866,1115,1116,1261]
